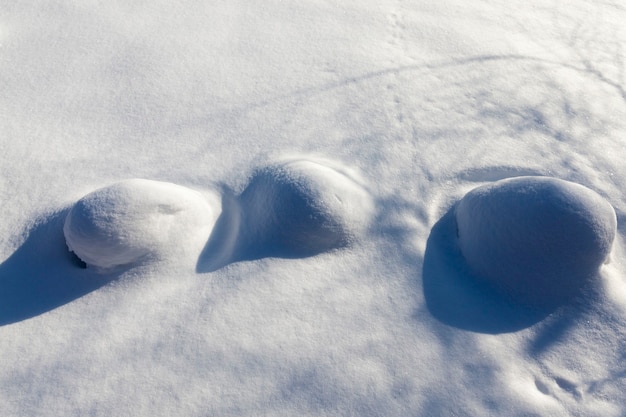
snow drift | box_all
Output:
[64,179,218,269]
[235,158,373,260]
[455,176,617,307]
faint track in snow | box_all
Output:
[384,0,413,128]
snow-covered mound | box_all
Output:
[455,176,617,307]
[236,158,373,259]
[63,179,218,269]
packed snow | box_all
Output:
[1,1,626,416]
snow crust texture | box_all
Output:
[455,176,617,307]
[63,179,217,269]
[236,158,373,259]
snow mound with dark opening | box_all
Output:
[237,158,373,258]
[455,176,616,306]
[64,179,217,269]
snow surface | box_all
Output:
[1,1,626,416]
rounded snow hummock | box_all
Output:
[455,176,616,307]
[64,179,218,270]
[237,158,374,258]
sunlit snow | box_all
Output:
[1,1,626,416]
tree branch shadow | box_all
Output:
[172,51,625,136]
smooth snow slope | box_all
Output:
[1,1,626,416]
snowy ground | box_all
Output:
[1,1,626,416]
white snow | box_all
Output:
[1,1,626,416]
[236,158,373,257]
[197,157,374,271]
[63,179,218,269]
[455,176,617,307]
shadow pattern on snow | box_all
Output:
[0,209,116,326]
[422,205,558,334]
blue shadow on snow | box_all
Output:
[0,209,115,326]
[422,205,555,334]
